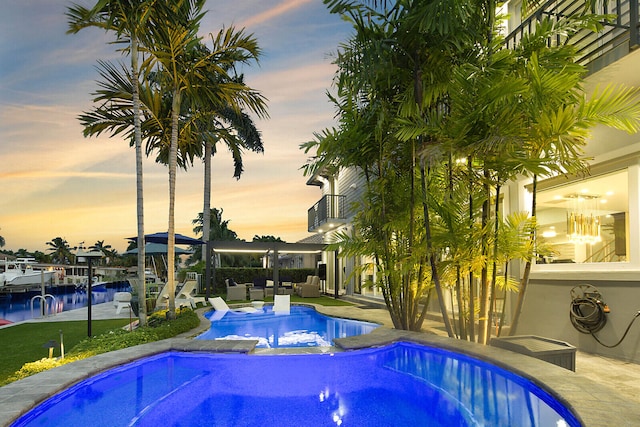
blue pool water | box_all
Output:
[12,342,581,427]
[0,284,130,323]
[196,305,379,347]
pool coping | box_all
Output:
[1,310,637,426]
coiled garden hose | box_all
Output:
[569,284,640,348]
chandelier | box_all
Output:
[566,194,601,244]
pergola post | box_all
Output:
[273,248,279,295]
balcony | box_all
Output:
[308,194,347,233]
[504,0,639,74]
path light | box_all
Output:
[76,248,103,337]
[42,340,57,358]
[59,329,64,359]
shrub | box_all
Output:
[8,308,200,383]
[7,356,82,383]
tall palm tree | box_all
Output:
[67,0,156,326]
[200,101,265,264]
[144,2,268,316]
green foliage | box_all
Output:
[1,309,199,386]
[314,0,640,341]
[0,319,130,386]
[69,308,198,357]
[208,268,316,294]
[6,356,83,383]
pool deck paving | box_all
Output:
[1,299,639,426]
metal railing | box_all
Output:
[504,0,639,73]
[308,194,346,232]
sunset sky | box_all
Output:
[0,1,352,253]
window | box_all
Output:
[534,169,628,264]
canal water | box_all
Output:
[0,282,131,324]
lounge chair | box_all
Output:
[155,283,192,310]
[225,279,247,301]
[113,292,132,314]
[273,294,290,314]
[208,296,258,313]
[176,280,205,308]
[296,275,321,298]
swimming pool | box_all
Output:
[11,342,580,426]
[196,305,379,348]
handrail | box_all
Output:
[504,0,639,71]
[307,194,346,231]
[30,294,57,319]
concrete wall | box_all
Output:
[516,279,640,363]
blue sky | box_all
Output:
[0,0,352,252]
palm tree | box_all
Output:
[200,101,265,265]
[90,240,114,264]
[46,237,74,264]
[144,2,268,317]
[67,0,156,326]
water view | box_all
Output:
[0,283,131,324]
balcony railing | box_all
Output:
[308,194,347,232]
[504,0,639,73]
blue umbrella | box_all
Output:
[126,232,204,246]
[124,243,194,255]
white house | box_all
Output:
[305,0,640,362]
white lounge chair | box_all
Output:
[176,280,205,308]
[113,292,132,314]
[208,296,258,313]
[155,282,192,310]
[273,294,290,315]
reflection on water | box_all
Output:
[12,344,581,427]
[0,283,131,323]
[197,306,379,348]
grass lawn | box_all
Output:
[0,319,130,385]
[0,296,352,386]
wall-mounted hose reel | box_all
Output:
[569,284,639,348]
[569,284,609,334]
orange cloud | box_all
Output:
[239,0,313,28]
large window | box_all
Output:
[534,169,629,264]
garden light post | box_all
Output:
[76,249,103,337]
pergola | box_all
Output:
[204,240,328,298]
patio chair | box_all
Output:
[176,280,205,308]
[264,280,275,297]
[208,296,258,313]
[279,280,294,295]
[113,292,132,314]
[225,279,247,301]
[296,275,321,298]
[273,294,290,315]
[155,282,192,310]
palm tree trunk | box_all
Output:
[467,155,476,342]
[131,34,146,326]
[167,89,181,319]
[202,141,212,261]
[487,184,501,342]
[421,158,454,337]
[478,168,490,344]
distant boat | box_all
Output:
[75,276,107,291]
[0,258,55,288]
